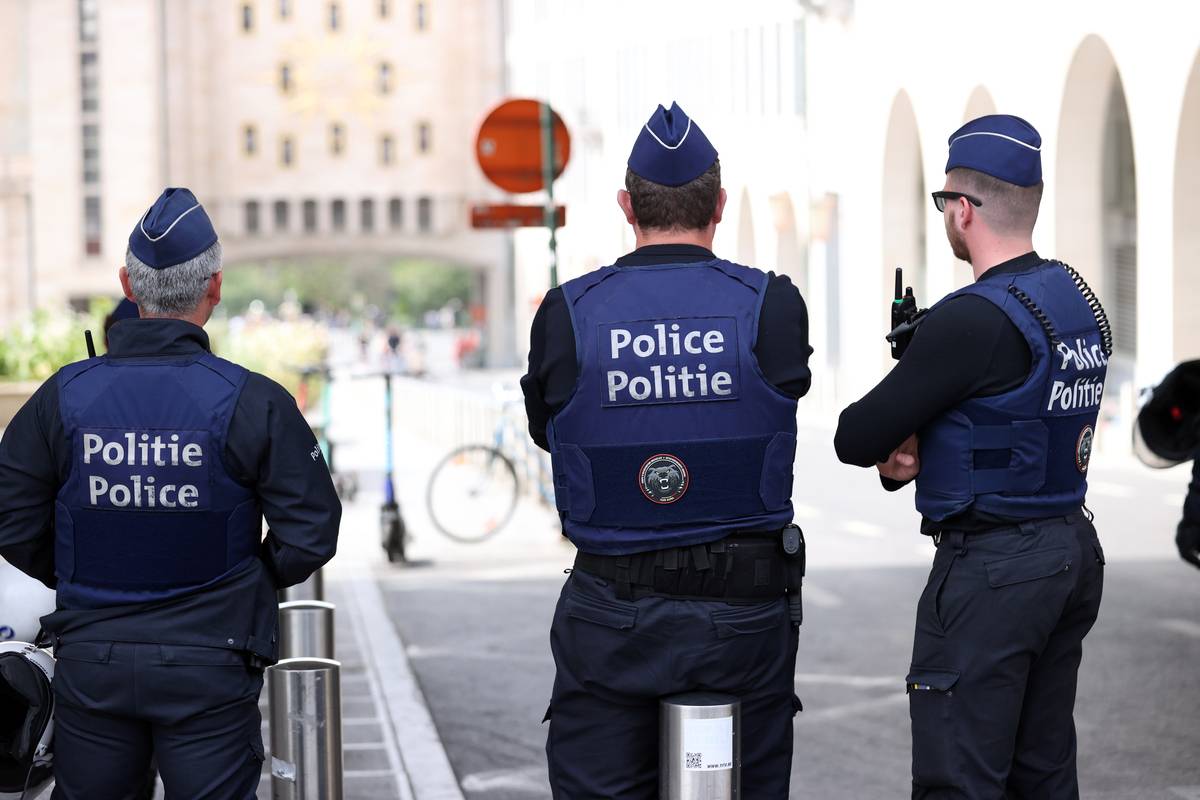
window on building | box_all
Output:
[388,197,403,230]
[240,2,254,32]
[80,52,99,112]
[417,122,431,154]
[82,124,100,184]
[378,62,392,94]
[331,199,347,232]
[328,2,341,31]
[380,134,394,165]
[302,199,318,233]
[244,200,261,235]
[415,1,428,31]
[279,63,292,94]
[78,0,99,42]
[281,135,294,167]
[84,196,102,255]
[279,0,291,19]
[273,200,289,231]
[417,196,432,233]
[360,198,375,232]
[243,124,257,156]
[330,123,345,156]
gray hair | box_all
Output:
[125,241,222,316]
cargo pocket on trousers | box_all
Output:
[984,547,1071,588]
[564,590,637,630]
[906,667,960,789]
[710,601,785,639]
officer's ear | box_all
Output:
[617,189,637,226]
[118,267,137,304]
[956,195,976,230]
[712,188,727,226]
[208,271,223,309]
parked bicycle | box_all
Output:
[425,391,554,543]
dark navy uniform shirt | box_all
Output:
[522,244,814,450]
[0,318,340,652]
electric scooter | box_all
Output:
[380,368,407,563]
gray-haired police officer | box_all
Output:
[523,103,813,798]
[835,116,1108,799]
[0,188,341,799]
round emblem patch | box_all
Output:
[1075,426,1094,474]
[639,454,689,505]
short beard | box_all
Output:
[948,226,971,263]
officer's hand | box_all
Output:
[877,434,920,482]
[1176,520,1200,570]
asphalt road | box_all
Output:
[326,365,1200,799]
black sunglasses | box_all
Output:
[931,191,983,212]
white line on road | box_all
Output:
[461,766,548,794]
[793,503,820,520]
[802,584,844,608]
[794,673,898,689]
[1159,619,1200,639]
[1088,480,1134,498]
[406,644,547,664]
[1169,788,1200,800]
[796,692,908,723]
[840,520,885,539]
[351,578,464,800]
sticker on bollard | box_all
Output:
[682,716,734,771]
[269,657,343,800]
[660,693,740,799]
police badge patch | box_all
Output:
[1075,425,1094,473]
[639,454,689,504]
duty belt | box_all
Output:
[572,525,806,624]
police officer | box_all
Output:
[0,188,341,799]
[834,115,1107,799]
[522,102,812,798]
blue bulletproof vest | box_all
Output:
[915,261,1108,522]
[549,259,799,555]
[54,352,261,608]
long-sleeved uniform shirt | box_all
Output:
[834,252,1044,533]
[0,318,340,657]
[521,244,814,449]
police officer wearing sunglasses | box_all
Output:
[836,115,1109,799]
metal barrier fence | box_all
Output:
[660,693,740,800]
[269,657,344,800]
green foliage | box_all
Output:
[0,305,108,381]
[207,316,328,398]
[220,258,476,324]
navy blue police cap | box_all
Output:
[627,102,718,187]
[945,114,1042,187]
[128,188,219,269]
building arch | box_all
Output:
[769,191,808,295]
[1056,35,1138,373]
[736,187,757,264]
[1174,50,1200,361]
[881,90,926,314]
[963,85,997,122]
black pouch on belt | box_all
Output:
[782,524,806,625]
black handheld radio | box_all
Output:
[885,267,927,360]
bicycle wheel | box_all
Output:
[426,445,519,543]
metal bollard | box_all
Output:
[279,569,325,604]
[268,657,344,800]
[660,693,741,800]
[278,601,335,661]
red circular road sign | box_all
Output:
[476,99,571,194]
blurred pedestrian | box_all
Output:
[523,102,812,798]
[835,115,1108,799]
[0,188,341,799]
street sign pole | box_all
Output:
[539,101,560,288]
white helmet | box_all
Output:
[0,642,54,797]
[0,561,55,644]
